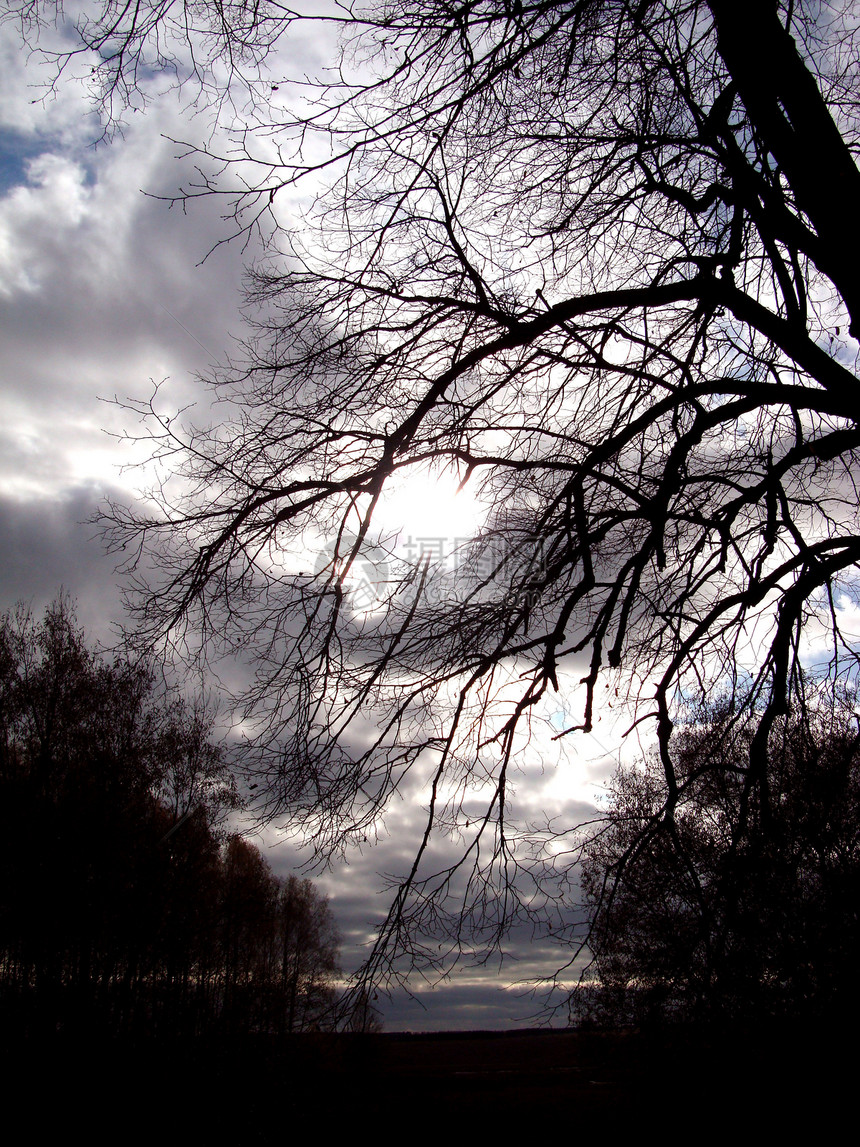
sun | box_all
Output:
[311,468,490,613]
[373,468,488,561]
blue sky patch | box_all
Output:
[0,127,48,195]
[0,127,99,195]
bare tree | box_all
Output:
[14,1,860,993]
[578,687,860,1026]
[275,875,342,1033]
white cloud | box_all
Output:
[0,27,254,501]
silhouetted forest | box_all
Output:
[0,598,341,1040]
[579,692,860,1028]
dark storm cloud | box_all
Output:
[381,981,571,1032]
[0,485,124,641]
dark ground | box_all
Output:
[2,1025,853,1135]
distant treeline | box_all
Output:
[0,598,342,1040]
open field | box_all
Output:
[2,1025,852,1134]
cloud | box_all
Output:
[0,24,255,487]
[0,19,254,616]
[0,484,124,642]
[381,980,571,1032]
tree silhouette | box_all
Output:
[276,875,342,1033]
[14,2,860,989]
[0,599,343,1038]
[579,690,860,1026]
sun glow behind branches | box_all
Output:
[373,468,489,551]
[371,468,622,811]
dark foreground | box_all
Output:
[2,1025,852,1134]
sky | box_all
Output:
[0,9,623,1029]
